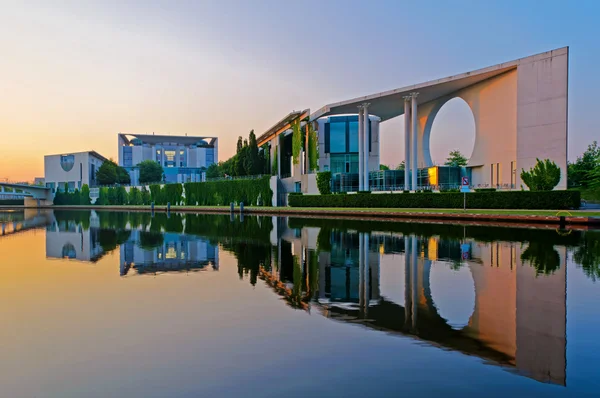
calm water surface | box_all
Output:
[1,209,599,397]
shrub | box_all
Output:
[316,171,332,195]
[288,190,580,210]
[474,188,497,192]
[521,158,561,191]
[128,187,142,205]
[184,176,272,206]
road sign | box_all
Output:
[461,176,469,186]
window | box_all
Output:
[165,150,176,161]
[123,146,133,167]
[511,161,516,187]
[496,163,501,186]
[329,122,346,153]
[180,150,185,155]
[348,121,359,152]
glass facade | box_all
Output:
[329,122,346,153]
[123,147,133,167]
[325,116,369,155]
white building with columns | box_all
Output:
[311,47,569,190]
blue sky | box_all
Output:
[1,0,598,179]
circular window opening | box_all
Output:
[429,98,475,166]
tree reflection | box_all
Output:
[520,242,561,276]
[572,232,600,281]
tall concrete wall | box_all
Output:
[416,48,568,189]
[516,48,569,189]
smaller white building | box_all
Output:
[44,151,108,193]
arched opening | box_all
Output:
[428,98,475,166]
[429,261,475,330]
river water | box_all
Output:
[1,209,599,397]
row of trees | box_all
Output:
[96,159,164,185]
[206,130,269,179]
[53,184,91,205]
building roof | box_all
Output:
[119,133,217,146]
[44,150,109,163]
[257,109,310,147]
[310,47,568,122]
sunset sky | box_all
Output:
[1,0,599,181]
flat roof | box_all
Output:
[310,47,568,122]
[257,109,310,147]
[119,133,218,146]
[44,150,109,163]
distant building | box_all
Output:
[118,133,218,184]
[44,151,108,193]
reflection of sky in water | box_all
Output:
[1,211,599,396]
[430,261,475,330]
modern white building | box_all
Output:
[311,47,569,190]
[257,110,381,197]
[118,133,218,184]
[44,151,108,193]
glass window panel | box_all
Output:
[329,122,346,153]
[348,121,359,152]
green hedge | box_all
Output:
[288,190,581,210]
[184,176,272,206]
[0,199,24,205]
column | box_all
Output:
[404,96,412,190]
[277,135,281,178]
[411,93,419,190]
[358,106,364,191]
[363,103,371,191]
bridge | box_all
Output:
[0,182,53,205]
[0,209,54,237]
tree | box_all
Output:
[206,163,222,179]
[96,160,130,185]
[236,136,243,154]
[139,160,164,184]
[116,167,131,184]
[520,158,561,191]
[80,184,91,205]
[96,161,118,185]
[291,120,303,165]
[445,150,468,167]
[396,161,405,170]
[379,164,390,171]
[128,187,142,205]
[308,123,319,172]
[568,141,600,188]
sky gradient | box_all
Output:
[1,0,599,181]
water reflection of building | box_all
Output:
[45,214,104,262]
[120,230,218,276]
[264,223,566,387]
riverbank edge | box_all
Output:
[2,205,600,227]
